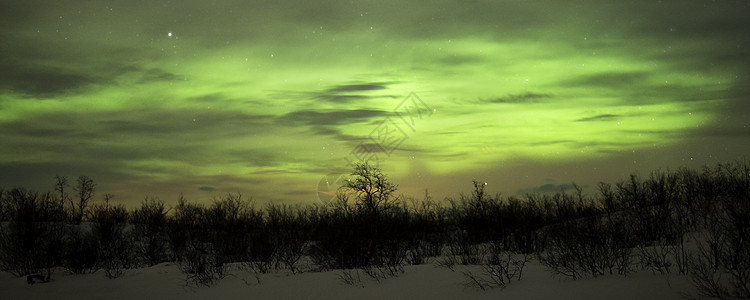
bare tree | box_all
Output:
[54,175,69,203]
[103,193,114,207]
[341,162,398,216]
[72,175,96,224]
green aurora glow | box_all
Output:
[1,0,748,205]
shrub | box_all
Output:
[266,204,308,274]
[179,239,229,287]
[103,258,125,279]
[463,245,531,290]
[447,180,503,243]
[637,240,674,275]
[243,228,276,274]
[88,200,134,269]
[62,228,100,274]
[170,194,264,285]
[689,195,750,298]
[130,197,170,266]
[167,195,203,261]
[446,229,482,266]
[309,208,377,270]
[0,188,67,276]
[310,166,413,273]
[338,269,364,287]
[204,193,261,263]
[539,216,633,280]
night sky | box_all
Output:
[1,0,749,206]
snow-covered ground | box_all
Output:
[1,258,703,300]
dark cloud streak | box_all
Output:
[561,72,648,90]
[327,82,391,93]
[279,109,387,126]
[485,93,552,104]
[575,114,619,122]
[0,63,100,97]
[198,186,216,192]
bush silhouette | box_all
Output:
[0,161,748,293]
[0,188,67,276]
[130,197,170,266]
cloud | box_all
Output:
[485,93,552,104]
[313,94,371,103]
[436,55,485,66]
[1,0,748,206]
[528,140,576,147]
[138,68,183,83]
[620,1,750,43]
[0,33,144,98]
[198,186,217,192]
[95,109,276,138]
[575,114,619,122]
[276,109,390,142]
[695,127,750,139]
[353,143,387,153]
[279,109,387,126]
[249,169,299,175]
[0,63,100,98]
[0,107,283,181]
[561,72,648,90]
[308,127,361,141]
[310,82,398,103]
[0,1,33,27]
[327,82,391,93]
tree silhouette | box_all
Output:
[341,162,398,216]
[54,175,69,204]
[72,175,95,224]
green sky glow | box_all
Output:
[1,0,748,206]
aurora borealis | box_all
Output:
[1,0,748,206]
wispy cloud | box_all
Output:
[484,92,552,104]
[560,72,648,90]
[0,0,747,205]
[575,114,619,122]
[308,81,398,103]
[278,109,387,126]
[198,186,217,192]
[138,68,183,83]
[327,82,392,93]
[0,63,100,98]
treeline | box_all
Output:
[0,162,748,297]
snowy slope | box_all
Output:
[1,259,703,300]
